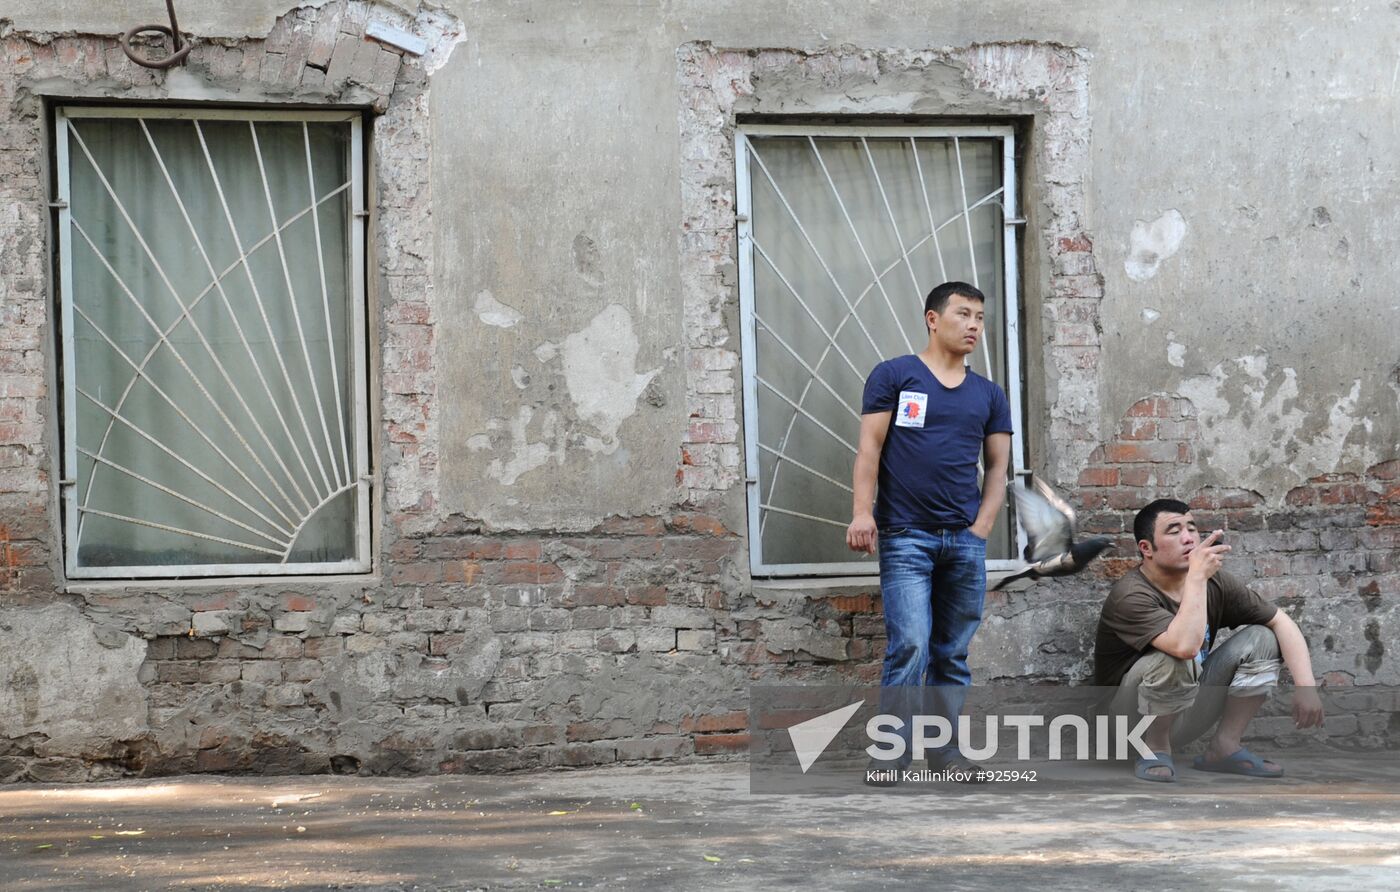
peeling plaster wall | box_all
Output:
[431,17,686,531]
[1089,6,1400,501]
[2,2,345,39]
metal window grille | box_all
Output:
[735,125,1027,576]
[55,107,371,578]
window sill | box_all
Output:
[749,569,1029,597]
[63,572,380,595]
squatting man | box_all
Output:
[1095,498,1326,782]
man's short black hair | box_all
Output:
[1133,498,1192,546]
[924,281,986,318]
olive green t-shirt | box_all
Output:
[1093,568,1278,686]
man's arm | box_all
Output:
[1150,530,1229,659]
[1266,609,1326,727]
[970,432,1011,539]
[846,411,891,554]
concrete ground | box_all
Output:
[2,756,1399,890]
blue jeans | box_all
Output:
[876,526,987,763]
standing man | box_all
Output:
[847,281,1013,779]
[1096,499,1325,782]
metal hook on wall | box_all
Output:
[120,0,192,69]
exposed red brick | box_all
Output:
[1078,468,1118,487]
[391,563,441,586]
[755,708,833,730]
[1192,489,1263,510]
[669,513,731,536]
[1118,467,1151,487]
[683,711,747,733]
[566,720,631,742]
[1104,442,1181,464]
[694,732,750,754]
[568,586,625,607]
[625,586,668,606]
[829,593,879,614]
[189,591,237,612]
[1319,484,1368,506]
[593,515,666,536]
[1366,494,1400,527]
[442,561,481,584]
[281,593,315,612]
[1126,397,1170,418]
[1369,459,1400,481]
[494,562,564,584]
[623,539,662,558]
[1106,489,1144,510]
[1285,486,1316,507]
[504,540,542,561]
[429,633,464,655]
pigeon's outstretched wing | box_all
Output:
[1032,476,1077,527]
[1011,479,1073,563]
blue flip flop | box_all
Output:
[1134,751,1176,783]
[1192,747,1284,778]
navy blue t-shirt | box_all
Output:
[860,355,1014,530]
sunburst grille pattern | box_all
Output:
[737,128,1024,575]
[57,109,370,578]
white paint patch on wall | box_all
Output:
[1166,331,1185,368]
[473,290,524,328]
[1178,354,1372,494]
[1125,209,1187,282]
[487,406,565,485]
[561,304,660,453]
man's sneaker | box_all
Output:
[928,751,990,784]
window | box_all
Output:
[735,125,1026,575]
[55,107,370,578]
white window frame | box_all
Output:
[735,124,1028,577]
[55,106,372,579]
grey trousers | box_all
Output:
[1108,624,1283,748]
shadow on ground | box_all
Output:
[2,755,1399,890]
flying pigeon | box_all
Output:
[992,477,1113,590]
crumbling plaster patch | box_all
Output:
[1177,354,1375,501]
[472,290,524,328]
[0,2,339,39]
[1124,208,1187,282]
[477,305,661,487]
[0,604,147,743]
[560,305,661,452]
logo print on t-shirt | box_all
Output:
[894,391,928,428]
